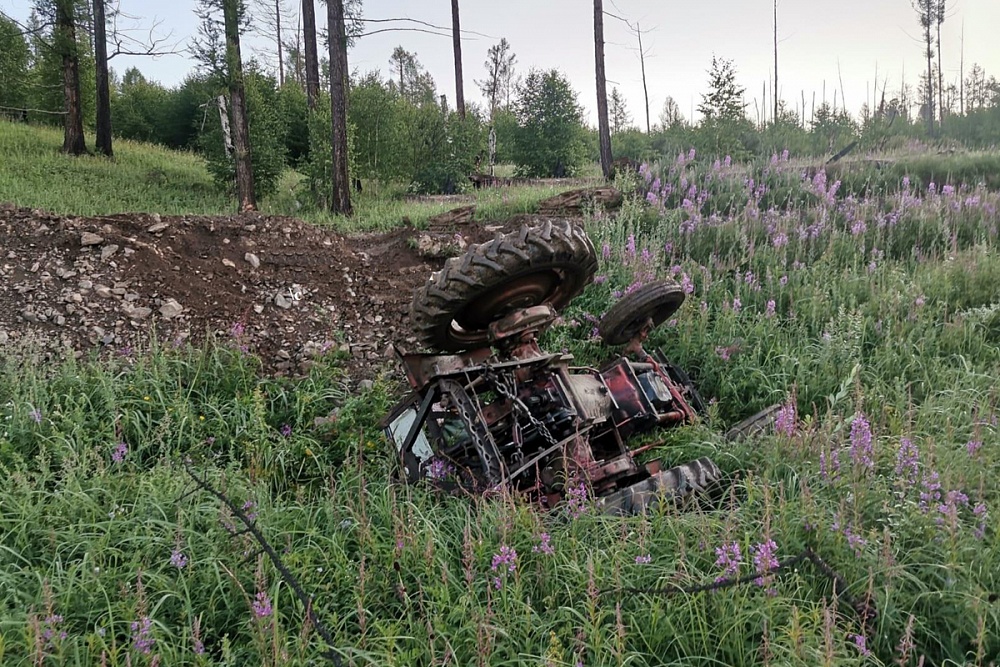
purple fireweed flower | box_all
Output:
[634,554,652,564]
[252,590,273,618]
[645,191,659,205]
[593,275,607,284]
[914,295,926,308]
[967,440,983,457]
[772,232,788,248]
[894,438,920,487]
[715,346,732,362]
[242,500,258,523]
[732,298,742,313]
[851,633,871,657]
[851,219,867,236]
[131,616,155,654]
[602,242,611,260]
[426,458,454,480]
[688,148,696,160]
[42,614,66,646]
[625,235,637,260]
[680,273,694,294]
[819,447,840,480]
[279,424,292,437]
[491,545,518,589]
[29,407,42,423]
[566,481,588,518]
[765,299,776,318]
[533,533,554,556]
[774,400,796,436]
[843,527,867,556]
[112,441,128,463]
[781,149,790,161]
[169,550,188,569]
[779,275,788,286]
[942,184,955,197]
[974,503,987,540]
[751,540,779,589]
[714,541,742,582]
[850,412,874,470]
[919,471,942,513]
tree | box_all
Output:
[657,96,683,129]
[301,0,319,109]
[451,0,465,118]
[698,55,746,122]
[513,69,586,178]
[609,86,631,134]
[593,0,613,179]
[935,0,948,127]
[29,0,89,153]
[477,37,516,120]
[0,15,30,113]
[92,0,111,154]
[388,47,436,106]
[251,0,291,84]
[912,0,936,134]
[965,64,992,111]
[327,0,351,215]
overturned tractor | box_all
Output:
[383,219,773,514]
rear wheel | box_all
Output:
[410,219,598,352]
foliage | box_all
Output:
[512,68,587,178]
[3,148,1000,665]
[609,86,632,134]
[387,46,436,107]
[110,67,171,143]
[199,64,288,201]
[477,37,518,120]
[0,14,31,112]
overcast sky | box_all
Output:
[5,0,999,125]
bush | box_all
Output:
[512,69,586,178]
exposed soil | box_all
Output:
[0,202,540,379]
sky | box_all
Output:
[4,0,999,125]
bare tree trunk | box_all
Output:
[936,19,944,128]
[223,0,256,211]
[302,0,319,109]
[593,0,613,180]
[451,0,465,118]
[637,22,649,133]
[925,21,935,135]
[276,0,284,86]
[773,0,779,123]
[959,21,964,115]
[327,0,352,215]
[93,0,113,156]
[56,0,86,155]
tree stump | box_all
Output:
[537,187,623,215]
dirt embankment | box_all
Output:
[0,203,526,378]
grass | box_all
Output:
[0,122,595,232]
[2,121,1000,666]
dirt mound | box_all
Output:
[0,203,530,378]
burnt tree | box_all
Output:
[451,0,465,118]
[55,0,87,155]
[223,0,256,211]
[302,0,319,109]
[327,0,352,215]
[593,0,613,179]
[93,0,112,155]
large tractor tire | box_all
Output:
[410,219,598,352]
[598,280,686,346]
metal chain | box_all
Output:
[483,364,560,449]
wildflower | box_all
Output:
[593,274,607,284]
[688,148,696,160]
[732,297,742,313]
[242,500,258,523]
[973,503,987,540]
[750,540,779,590]
[279,424,292,437]
[868,261,877,273]
[765,299,776,318]
[130,616,155,654]
[942,184,955,197]
[779,275,788,286]
[680,273,694,294]
[634,554,652,564]
[192,617,205,655]
[602,242,611,260]
[919,471,942,513]
[774,399,796,436]
[843,527,867,556]
[914,295,926,308]
[894,438,920,487]
[252,591,273,618]
[533,533,554,556]
[715,346,732,362]
[819,447,840,480]
[426,457,454,480]
[566,481,588,518]
[714,541,742,581]
[112,441,128,463]
[967,440,983,457]
[849,412,874,470]
[42,614,67,646]
[781,149,790,161]
[851,633,871,657]
[169,550,188,569]
[771,232,788,248]
[645,191,658,205]
[29,407,42,424]
[850,219,867,236]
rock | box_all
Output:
[245,252,260,269]
[0,331,8,345]
[253,304,264,314]
[147,222,169,233]
[81,232,104,246]
[78,279,93,290]
[159,299,184,319]
[101,244,120,260]
[358,379,375,392]
[124,305,153,320]
[94,285,114,298]
[222,258,236,268]
[274,294,293,309]
[416,233,468,259]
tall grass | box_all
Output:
[1,139,999,665]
